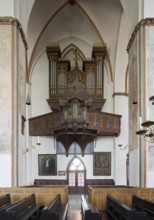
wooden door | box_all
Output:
[68,157,86,194]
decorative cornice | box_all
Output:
[92,46,106,61]
[127,17,154,53]
[112,92,128,97]
[0,16,28,50]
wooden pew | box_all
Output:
[81,194,102,220]
[132,194,154,219]
[106,195,147,220]
[41,194,68,220]
[0,194,12,217]
[0,194,11,209]
[2,194,43,220]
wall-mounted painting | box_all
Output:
[38,154,57,176]
[93,152,111,176]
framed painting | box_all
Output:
[38,154,57,176]
[93,152,111,176]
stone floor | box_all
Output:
[67,195,111,220]
[68,195,82,210]
[67,195,82,220]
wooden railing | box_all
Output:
[88,185,154,211]
[0,185,68,207]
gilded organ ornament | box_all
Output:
[46,45,106,111]
[68,49,85,86]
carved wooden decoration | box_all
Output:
[29,45,121,155]
[46,45,106,111]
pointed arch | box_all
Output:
[67,156,86,171]
[27,1,113,82]
[62,43,86,60]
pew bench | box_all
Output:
[0,194,11,210]
[132,194,154,219]
[106,195,147,220]
[81,194,102,220]
[0,193,12,217]
[41,194,68,220]
[2,194,43,220]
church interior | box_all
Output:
[0,0,154,219]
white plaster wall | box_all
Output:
[144,25,154,187]
[31,52,51,117]
[29,51,51,184]
[129,148,139,186]
[114,146,127,185]
[102,67,113,113]
[120,0,139,37]
[114,96,128,185]
[112,11,129,185]
[143,0,154,17]
[0,155,11,187]
[17,31,27,186]
[0,0,14,16]
[114,12,128,92]
[14,0,35,35]
[146,144,154,187]
[18,131,27,186]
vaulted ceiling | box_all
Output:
[26,0,125,79]
[14,0,139,87]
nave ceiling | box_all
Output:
[26,0,124,79]
[18,0,138,80]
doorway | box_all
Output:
[67,157,86,194]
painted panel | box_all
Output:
[128,35,138,149]
[145,26,154,187]
[0,25,12,154]
[93,152,111,176]
[18,32,26,116]
[18,30,27,185]
[146,26,154,119]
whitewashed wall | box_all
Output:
[144,0,154,18]
[146,144,154,187]
[114,96,128,185]
[17,32,27,186]
[0,0,14,16]
[129,149,139,186]
[0,155,11,186]
[113,11,129,185]
[145,26,154,187]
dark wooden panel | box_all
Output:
[86,179,115,194]
[29,111,121,137]
[34,179,68,185]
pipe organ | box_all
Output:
[29,45,121,155]
[46,45,106,111]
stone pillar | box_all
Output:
[0,17,27,186]
[127,18,154,187]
